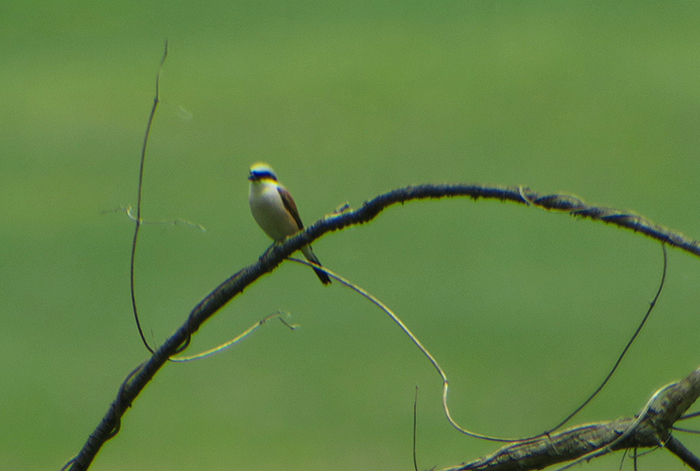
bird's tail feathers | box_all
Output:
[302,246,331,285]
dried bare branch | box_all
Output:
[67,183,700,470]
[441,366,700,471]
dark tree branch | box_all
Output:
[67,185,700,470]
[443,366,700,471]
[666,435,700,470]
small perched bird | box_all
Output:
[248,163,331,285]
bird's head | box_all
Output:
[248,163,278,182]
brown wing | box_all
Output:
[277,185,305,230]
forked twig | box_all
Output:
[169,311,297,362]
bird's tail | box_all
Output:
[301,246,331,285]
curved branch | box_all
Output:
[314,184,700,258]
[67,184,700,470]
[441,366,700,471]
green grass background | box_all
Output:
[2,1,700,469]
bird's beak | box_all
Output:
[248,173,255,181]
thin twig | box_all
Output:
[169,311,296,362]
[414,386,420,471]
[679,410,700,420]
[666,435,700,470]
[103,206,206,231]
[290,258,512,441]
[543,244,668,433]
[130,41,169,354]
[290,242,666,442]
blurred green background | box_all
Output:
[2,1,700,470]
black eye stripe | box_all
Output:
[251,170,277,181]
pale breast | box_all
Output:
[249,184,300,241]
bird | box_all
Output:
[248,163,331,285]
